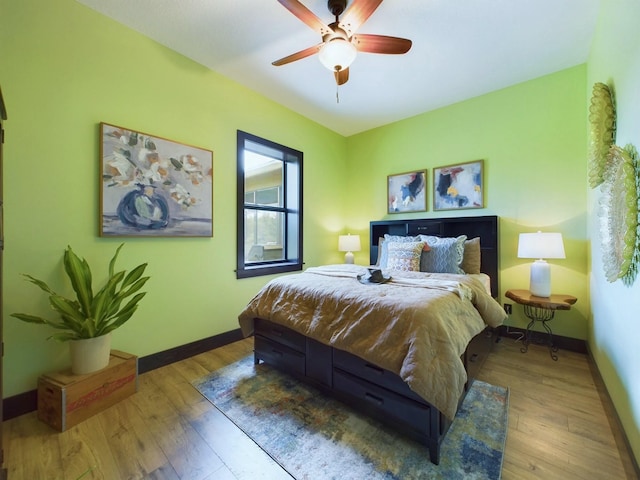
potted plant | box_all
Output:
[11,243,149,374]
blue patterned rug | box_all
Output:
[193,356,508,480]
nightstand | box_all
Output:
[505,289,577,361]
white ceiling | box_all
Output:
[76,0,600,136]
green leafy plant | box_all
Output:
[11,244,149,341]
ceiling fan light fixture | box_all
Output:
[318,38,357,72]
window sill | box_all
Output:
[236,261,302,279]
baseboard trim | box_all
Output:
[138,328,244,374]
[3,390,37,423]
[495,325,587,354]
[586,344,640,479]
[2,328,245,421]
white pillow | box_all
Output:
[379,234,426,268]
[385,241,426,271]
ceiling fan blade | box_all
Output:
[277,0,332,35]
[272,44,323,66]
[334,68,349,85]
[338,0,383,36]
[352,34,412,54]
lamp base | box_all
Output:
[344,251,354,264]
[530,259,551,297]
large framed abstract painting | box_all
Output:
[387,170,427,214]
[433,160,484,211]
[100,122,213,237]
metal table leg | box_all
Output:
[521,305,558,361]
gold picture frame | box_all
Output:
[100,122,213,237]
[387,170,427,214]
[433,160,484,211]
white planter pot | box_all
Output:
[69,333,112,375]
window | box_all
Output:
[236,131,303,279]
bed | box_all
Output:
[238,215,505,464]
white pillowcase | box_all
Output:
[378,234,424,268]
[385,241,426,271]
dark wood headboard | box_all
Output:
[369,215,499,297]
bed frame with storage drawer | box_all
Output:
[253,215,499,465]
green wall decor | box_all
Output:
[588,82,616,188]
[599,144,639,283]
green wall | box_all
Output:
[346,66,589,339]
[587,0,640,463]
[0,0,348,397]
[1,0,590,407]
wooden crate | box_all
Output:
[37,350,138,431]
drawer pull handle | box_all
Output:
[364,363,384,375]
[271,349,284,357]
[365,392,384,406]
[470,353,479,363]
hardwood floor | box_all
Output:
[477,337,637,479]
[2,337,637,479]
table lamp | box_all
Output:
[517,231,565,297]
[338,234,361,264]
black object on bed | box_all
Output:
[252,215,499,465]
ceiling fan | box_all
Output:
[272,0,412,86]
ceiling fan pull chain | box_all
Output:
[336,85,340,104]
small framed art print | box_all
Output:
[387,170,427,214]
[433,160,483,211]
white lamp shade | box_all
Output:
[319,39,357,72]
[338,234,361,252]
[338,234,361,264]
[517,232,565,259]
[517,232,565,297]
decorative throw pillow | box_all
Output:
[418,235,467,274]
[385,241,426,271]
[375,237,385,266]
[378,234,429,268]
[461,237,481,274]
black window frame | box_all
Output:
[236,130,303,279]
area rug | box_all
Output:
[193,356,508,480]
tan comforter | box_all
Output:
[238,264,506,419]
